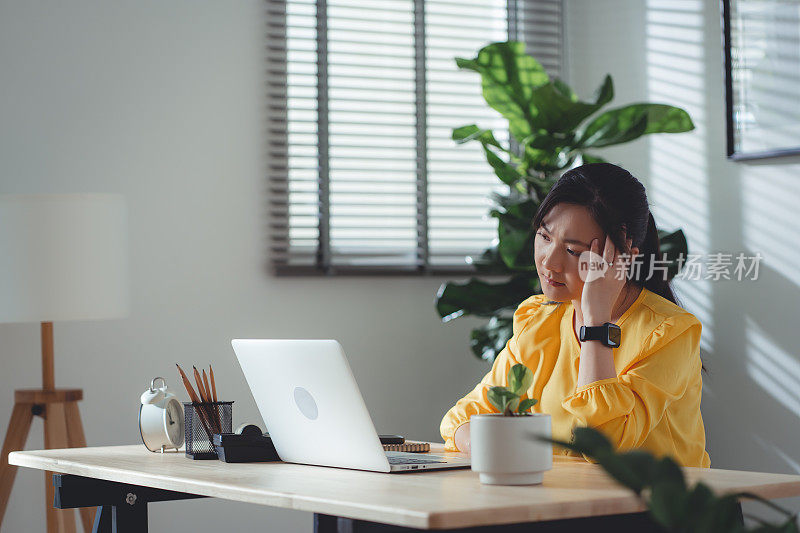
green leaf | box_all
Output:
[700,495,747,533]
[652,456,687,490]
[591,75,615,107]
[526,75,614,134]
[435,275,540,321]
[517,397,538,413]
[686,482,716,525]
[493,211,536,270]
[470,316,514,363]
[507,363,534,395]
[452,125,524,183]
[569,426,614,456]
[490,198,539,270]
[657,228,689,279]
[452,124,505,150]
[648,479,689,530]
[484,145,523,185]
[552,77,576,100]
[487,386,520,415]
[596,450,657,495]
[521,141,576,174]
[455,57,478,71]
[576,103,695,148]
[452,124,482,143]
[643,456,689,528]
[455,41,550,139]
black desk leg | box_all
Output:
[314,514,339,533]
[91,504,147,533]
[93,506,112,533]
[53,474,205,533]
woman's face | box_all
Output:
[534,203,606,302]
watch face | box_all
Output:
[164,399,184,447]
[607,325,621,347]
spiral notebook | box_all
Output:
[382,441,430,453]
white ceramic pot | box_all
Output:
[470,413,553,485]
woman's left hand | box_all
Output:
[579,233,632,324]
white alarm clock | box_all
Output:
[139,377,184,453]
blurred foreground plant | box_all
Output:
[538,427,799,533]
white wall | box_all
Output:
[3,0,800,530]
[567,0,800,523]
[0,2,490,531]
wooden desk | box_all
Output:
[9,443,800,532]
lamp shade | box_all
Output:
[0,194,130,324]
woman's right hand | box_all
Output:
[454,422,471,454]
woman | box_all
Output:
[440,163,711,468]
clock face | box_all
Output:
[164,399,184,447]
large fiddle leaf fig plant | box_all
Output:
[435,41,693,363]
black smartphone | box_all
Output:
[378,434,405,445]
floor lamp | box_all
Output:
[0,194,129,533]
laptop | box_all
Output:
[231,339,471,473]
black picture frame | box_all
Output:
[722,0,800,161]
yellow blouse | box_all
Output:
[440,287,711,468]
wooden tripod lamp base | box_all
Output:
[0,195,129,532]
[0,324,95,533]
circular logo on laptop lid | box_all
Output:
[293,386,319,420]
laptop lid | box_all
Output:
[232,339,391,473]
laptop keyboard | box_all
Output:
[386,453,447,465]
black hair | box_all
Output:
[533,162,677,304]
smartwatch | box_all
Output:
[579,322,621,348]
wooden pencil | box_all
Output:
[209,365,221,432]
[202,368,220,430]
[202,369,211,403]
[209,365,218,402]
[193,366,208,402]
[176,364,200,403]
[178,366,214,440]
[177,364,214,439]
[193,366,217,433]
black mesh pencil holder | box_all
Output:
[183,401,233,460]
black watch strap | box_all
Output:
[579,322,621,348]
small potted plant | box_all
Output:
[470,363,552,485]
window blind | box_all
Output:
[267,0,564,274]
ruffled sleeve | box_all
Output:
[561,313,703,460]
[439,296,543,451]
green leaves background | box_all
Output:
[436,41,695,363]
